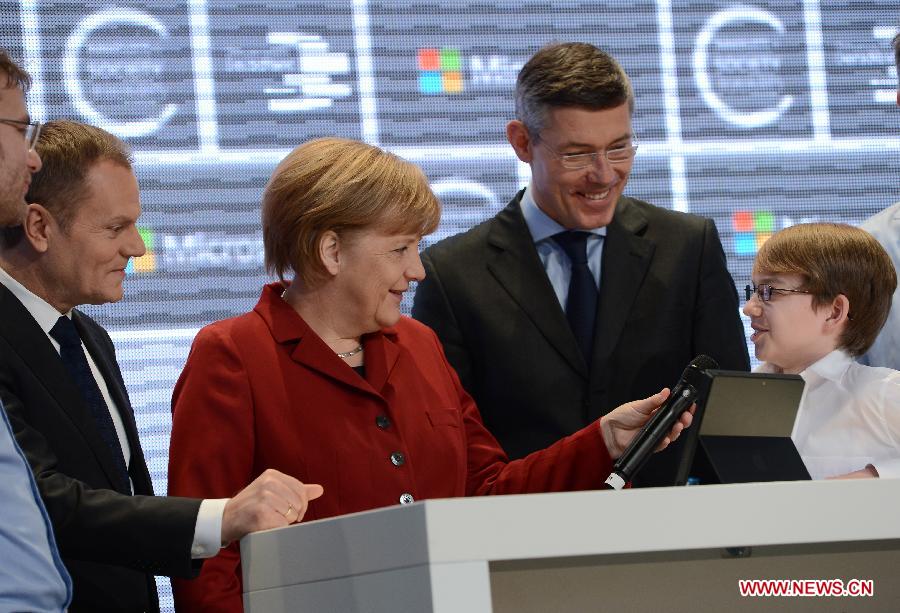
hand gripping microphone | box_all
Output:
[604,355,717,490]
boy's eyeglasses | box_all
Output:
[745,283,810,303]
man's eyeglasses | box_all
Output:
[540,138,638,169]
[745,283,810,303]
[0,118,41,151]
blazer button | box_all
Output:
[390,451,405,466]
[399,492,414,505]
[376,415,391,429]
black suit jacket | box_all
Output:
[412,193,750,486]
[0,283,201,612]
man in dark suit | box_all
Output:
[413,42,750,487]
[0,119,323,611]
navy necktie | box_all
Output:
[50,316,130,492]
[554,231,599,367]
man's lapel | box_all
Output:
[486,195,587,378]
[592,198,655,365]
[0,285,133,493]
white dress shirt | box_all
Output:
[0,266,226,558]
[756,350,900,480]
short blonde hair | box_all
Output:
[262,138,440,286]
[754,223,897,356]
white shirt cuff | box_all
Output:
[870,459,900,480]
[191,498,229,558]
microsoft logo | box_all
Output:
[417,47,463,94]
[125,227,156,274]
[732,210,774,255]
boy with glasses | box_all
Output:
[744,223,900,480]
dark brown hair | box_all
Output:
[0,48,31,91]
[515,42,634,136]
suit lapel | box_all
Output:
[363,328,400,397]
[592,198,655,364]
[0,286,133,493]
[257,283,388,400]
[486,195,587,377]
[288,331,398,400]
[74,312,153,494]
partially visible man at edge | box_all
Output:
[0,114,323,610]
[413,42,749,487]
[859,32,900,370]
[0,48,71,613]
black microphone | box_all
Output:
[604,355,717,490]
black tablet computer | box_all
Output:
[675,370,810,485]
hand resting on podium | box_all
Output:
[220,469,324,545]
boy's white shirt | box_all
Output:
[755,350,900,480]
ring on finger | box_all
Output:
[283,503,294,519]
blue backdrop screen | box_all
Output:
[1,1,897,608]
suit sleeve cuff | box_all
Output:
[191,498,229,558]
[869,459,900,479]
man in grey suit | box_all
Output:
[0,119,323,611]
[413,42,749,487]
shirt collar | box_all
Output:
[0,264,72,336]
[754,348,852,384]
[520,182,608,244]
[801,349,853,385]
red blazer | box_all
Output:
[168,283,612,611]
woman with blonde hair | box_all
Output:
[168,137,690,611]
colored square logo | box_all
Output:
[732,210,753,232]
[440,48,461,71]
[442,71,463,93]
[131,253,157,273]
[753,210,775,233]
[755,232,773,250]
[419,71,442,94]
[126,226,156,273]
[417,47,464,94]
[418,48,440,71]
[139,226,155,251]
[734,232,757,256]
